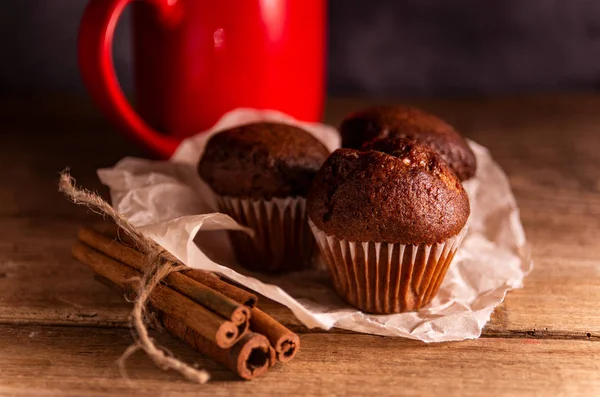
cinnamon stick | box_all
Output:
[250,307,300,363]
[161,316,275,380]
[96,225,298,363]
[206,277,301,363]
[75,244,274,380]
[78,228,251,336]
[72,242,240,349]
[183,269,257,308]
[97,225,258,308]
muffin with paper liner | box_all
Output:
[307,137,470,313]
[198,122,330,273]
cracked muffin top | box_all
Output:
[198,122,330,200]
[307,138,470,244]
[339,105,477,181]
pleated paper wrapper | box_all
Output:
[215,196,314,273]
[97,108,533,343]
[309,220,467,314]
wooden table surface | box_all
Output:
[1,94,599,396]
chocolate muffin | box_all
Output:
[199,122,330,200]
[339,105,477,181]
[199,122,330,273]
[307,139,470,313]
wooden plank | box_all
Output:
[1,95,600,339]
[0,218,130,328]
[0,324,599,397]
[2,214,599,339]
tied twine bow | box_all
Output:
[58,171,210,384]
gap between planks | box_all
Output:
[1,319,597,342]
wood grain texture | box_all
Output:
[1,325,599,397]
[2,95,599,337]
[1,95,600,395]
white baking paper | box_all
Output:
[97,108,533,343]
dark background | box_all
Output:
[2,0,600,98]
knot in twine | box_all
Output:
[58,171,210,384]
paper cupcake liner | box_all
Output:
[216,196,315,273]
[309,219,467,314]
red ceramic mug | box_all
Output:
[78,0,326,158]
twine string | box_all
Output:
[58,171,210,384]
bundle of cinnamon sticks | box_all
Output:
[72,227,299,380]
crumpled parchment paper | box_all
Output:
[97,108,533,343]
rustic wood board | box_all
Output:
[1,94,600,395]
[1,325,599,397]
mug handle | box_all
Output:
[78,0,180,158]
